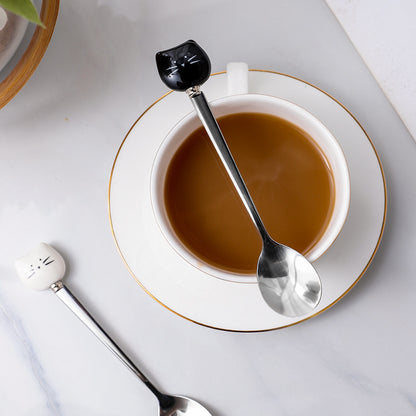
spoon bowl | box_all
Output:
[257,237,321,316]
[158,395,213,416]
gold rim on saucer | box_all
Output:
[0,0,59,109]
[108,69,387,332]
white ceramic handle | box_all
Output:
[15,242,66,290]
[227,62,249,95]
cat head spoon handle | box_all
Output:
[156,40,322,317]
[156,39,211,92]
[15,242,213,416]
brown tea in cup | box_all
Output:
[164,111,335,275]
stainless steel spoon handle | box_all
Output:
[189,89,269,242]
[50,281,166,402]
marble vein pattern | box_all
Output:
[0,292,63,415]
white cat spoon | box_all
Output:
[15,242,212,416]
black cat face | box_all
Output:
[156,40,211,91]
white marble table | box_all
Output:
[1,1,415,415]
[326,0,416,141]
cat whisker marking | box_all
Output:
[15,243,66,291]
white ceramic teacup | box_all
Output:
[151,64,350,283]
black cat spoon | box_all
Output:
[156,40,322,317]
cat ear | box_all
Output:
[15,242,66,291]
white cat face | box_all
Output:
[15,243,66,291]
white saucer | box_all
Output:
[109,70,386,332]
